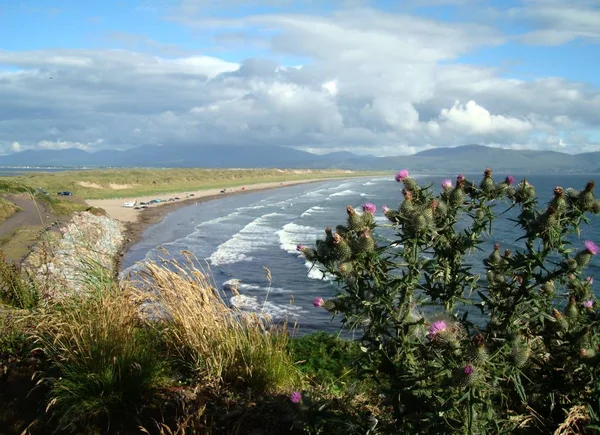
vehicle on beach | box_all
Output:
[122,201,137,208]
[57,191,72,196]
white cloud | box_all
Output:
[436,100,532,135]
[0,4,599,156]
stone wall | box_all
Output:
[23,211,125,298]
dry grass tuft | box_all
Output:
[33,281,166,431]
[125,255,301,394]
[554,405,591,435]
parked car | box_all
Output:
[57,191,72,196]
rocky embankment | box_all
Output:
[23,210,125,298]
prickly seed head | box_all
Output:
[356,228,375,253]
[459,364,483,388]
[511,337,531,368]
[450,183,465,205]
[565,295,579,319]
[487,244,502,266]
[361,211,375,227]
[541,281,555,296]
[480,168,495,192]
[435,200,448,216]
[338,261,354,276]
[553,309,569,332]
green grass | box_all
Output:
[0,251,40,309]
[0,197,21,224]
[0,168,388,200]
[35,284,167,431]
[289,332,365,392]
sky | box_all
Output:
[0,0,599,157]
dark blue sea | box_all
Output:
[123,173,600,334]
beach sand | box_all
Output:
[86,179,334,264]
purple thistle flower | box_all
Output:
[395,169,409,182]
[456,174,465,182]
[313,296,324,307]
[441,179,453,190]
[290,391,302,403]
[587,276,594,285]
[362,203,377,214]
[296,244,304,252]
[584,300,594,309]
[505,175,515,185]
[382,205,390,213]
[427,320,448,339]
[584,240,600,255]
[464,365,474,375]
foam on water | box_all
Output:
[300,205,326,217]
[277,222,322,254]
[230,294,306,319]
[329,189,357,197]
[209,212,284,266]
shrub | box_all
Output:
[125,256,301,395]
[300,169,600,434]
[0,250,39,309]
[289,331,365,391]
[34,283,166,432]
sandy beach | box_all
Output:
[86,178,336,263]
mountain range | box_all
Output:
[2,144,600,173]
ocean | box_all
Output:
[123,173,600,334]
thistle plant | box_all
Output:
[299,169,600,434]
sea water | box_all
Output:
[123,173,600,334]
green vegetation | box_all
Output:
[0,198,21,224]
[3,167,600,433]
[0,168,385,200]
[299,169,600,433]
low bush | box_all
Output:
[300,169,600,434]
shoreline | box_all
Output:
[100,178,346,271]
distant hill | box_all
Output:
[2,144,600,173]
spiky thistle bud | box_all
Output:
[435,199,448,217]
[459,364,483,388]
[480,168,495,194]
[471,334,489,365]
[485,243,502,268]
[399,189,414,215]
[515,180,536,203]
[395,169,418,191]
[355,228,375,253]
[297,244,317,261]
[450,177,466,206]
[592,200,600,214]
[575,240,600,268]
[496,175,514,195]
[552,309,569,332]
[580,180,596,211]
[511,336,531,368]
[550,186,567,213]
[338,261,354,276]
[332,232,352,261]
[565,295,579,320]
[541,280,555,296]
[346,205,364,232]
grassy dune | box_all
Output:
[0,168,387,200]
[0,198,21,224]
